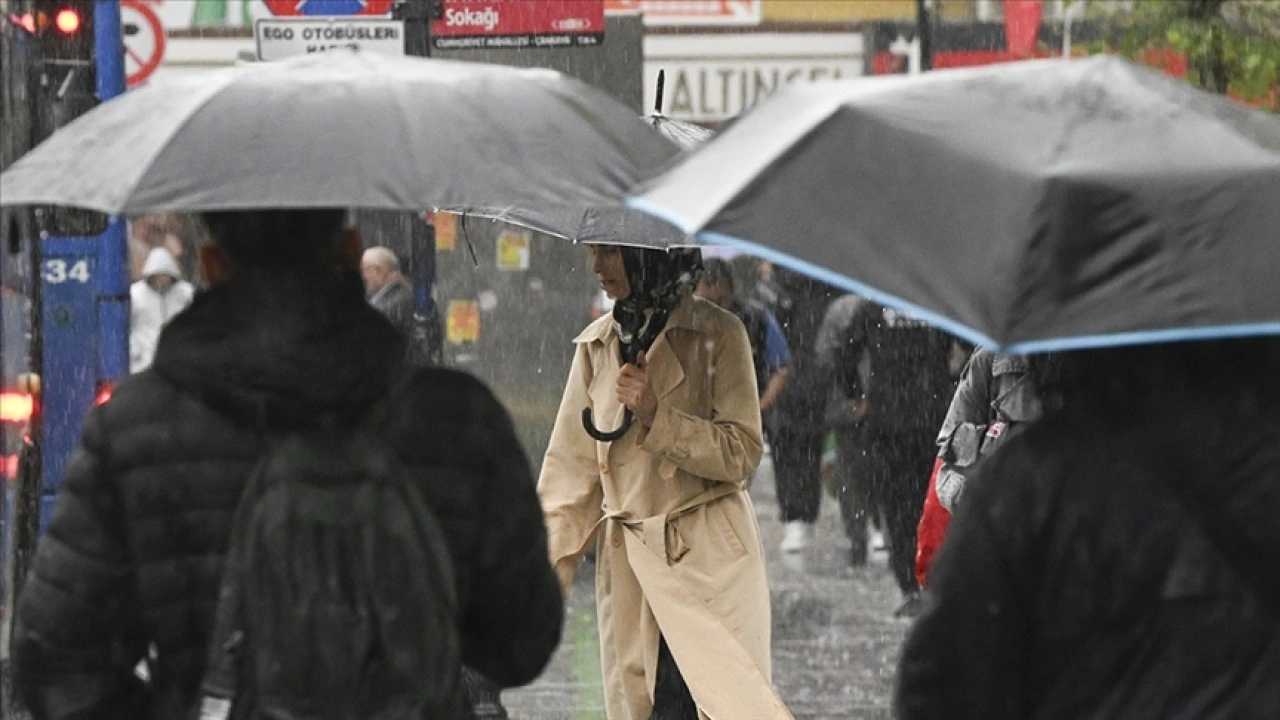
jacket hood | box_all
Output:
[142,247,183,280]
[151,270,405,429]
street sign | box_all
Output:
[430,0,605,51]
[263,0,395,16]
[255,17,405,61]
[605,0,761,26]
[121,0,165,87]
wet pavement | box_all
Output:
[503,449,910,719]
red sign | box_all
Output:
[1003,0,1044,55]
[431,0,605,50]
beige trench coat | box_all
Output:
[538,295,792,720]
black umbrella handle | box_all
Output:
[582,407,634,442]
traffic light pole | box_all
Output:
[94,0,127,384]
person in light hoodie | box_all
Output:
[130,246,195,373]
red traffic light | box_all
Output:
[53,7,81,35]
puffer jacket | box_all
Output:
[12,271,563,719]
[897,382,1280,720]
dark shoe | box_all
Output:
[894,592,924,619]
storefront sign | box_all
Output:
[645,33,864,123]
[431,0,605,50]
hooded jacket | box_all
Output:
[897,381,1280,720]
[129,248,194,373]
[12,271,562,719]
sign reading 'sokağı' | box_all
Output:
[430,0,605,50]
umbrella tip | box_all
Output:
[654,70,665,114]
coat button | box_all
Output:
[599,463,609,475]
[612,534,623,548]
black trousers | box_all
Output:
[834,427,873,562]
[854,426,936,596]
[651,635,698,720]
[770,424,826,524]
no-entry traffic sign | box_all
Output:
[121,0,165,87]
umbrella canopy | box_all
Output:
[459,115,714,248]
[0,50,680,215]
[630,55,1280,353]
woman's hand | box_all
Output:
[617,351,659,427]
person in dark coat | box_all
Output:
[896,338,1280,720]
[10,210,563,719]
[765,267,838,554]
[363,245,415,330]
[362,245,443,366]
[827,299,954,612]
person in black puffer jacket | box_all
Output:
[10,210,563,719]
[896,339,1280,720]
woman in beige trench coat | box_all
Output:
[538,245,792,720]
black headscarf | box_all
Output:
[610,247,703,365]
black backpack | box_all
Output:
[196,390,464,720]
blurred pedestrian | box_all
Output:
[11,210,562,719]
[835,301,954,615]
[914,349,1061,586]
[361,245,442,366]
[540,245,790,719]
[129,246,194,373]
[897,338,1280,719]
[766,268,838,554]
[814,294,874,565]
[696,258,791,415]
[362,246,414,333]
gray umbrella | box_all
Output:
[459,115,713,248]
[630,55,1280,353]
[0,50,680,214]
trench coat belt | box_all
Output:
[595,482,794,719]
[597,482,744,564]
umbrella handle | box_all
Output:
[582,407,634,442]
[654,70,665,114]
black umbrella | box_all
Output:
[630,56,1280,353]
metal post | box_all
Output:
[392,1,440,363]
[93,0,127,384]
[916,0,933,72]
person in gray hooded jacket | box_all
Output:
[933,350,1058,512]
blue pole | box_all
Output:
[94,0,129,383]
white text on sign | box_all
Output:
[255,19,406,62]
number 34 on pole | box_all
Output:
[42,258,92,284]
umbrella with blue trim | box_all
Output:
[629,55,1280,354]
